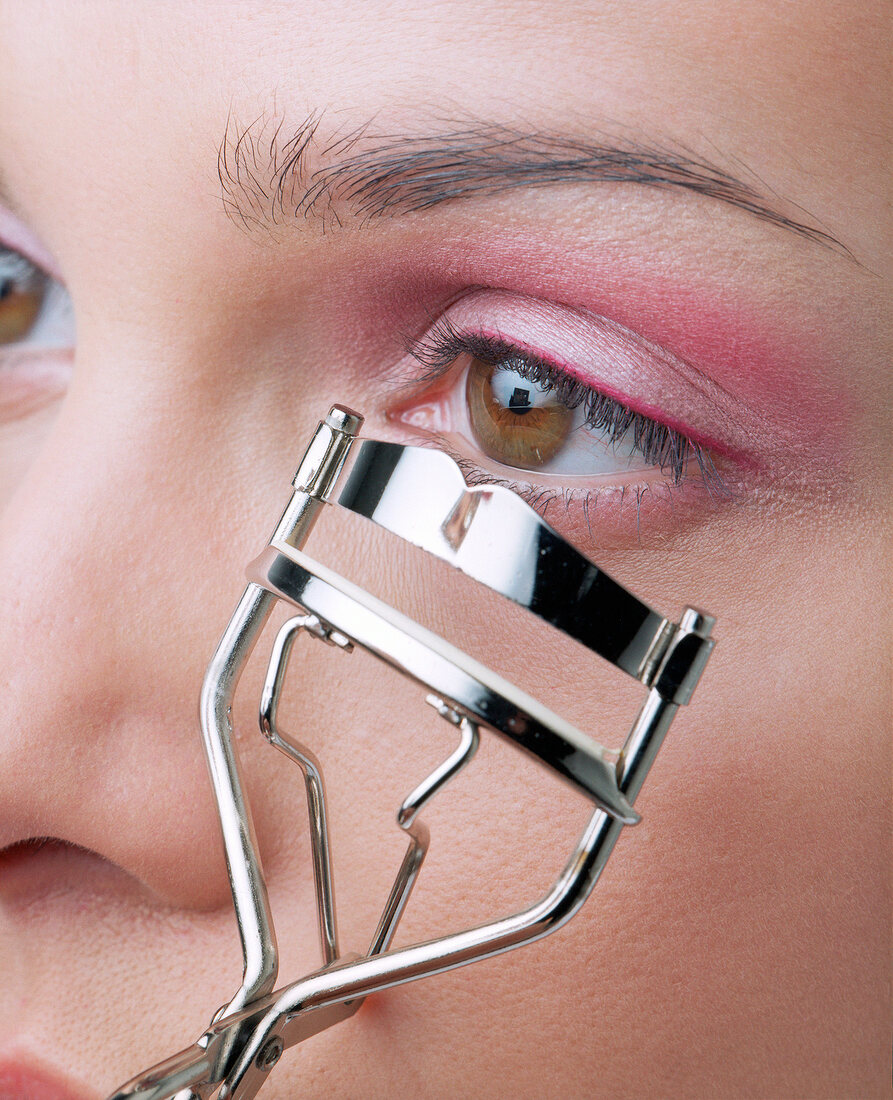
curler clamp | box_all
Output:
[110,405,715,1100]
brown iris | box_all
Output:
[0,257,46,345]
[466,357,573,468]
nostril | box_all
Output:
[0,836,143,906]
[0,836,97,861]
[0,815,236,915]
[0,836,74,869]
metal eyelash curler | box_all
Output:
[110,405,716,1100]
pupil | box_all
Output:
[465,357,574,469]
[0,279,11,301]
[508,386,532,413]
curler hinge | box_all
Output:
[648,607,716,704]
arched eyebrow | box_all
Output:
[217,113,851,256]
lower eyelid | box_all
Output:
[0,351,71,421]
[434,433,718,492]
[411,434,737,554]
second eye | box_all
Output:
[0,245,74,353]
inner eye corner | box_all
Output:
[392,313,738,520]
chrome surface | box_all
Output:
[197,407,364,1019]
[399,700,479,829]
[249,542,639,821]
[336,439,674,684]
[368,704,479,958]
[110,406,716,1100]
[199,581,280,1015]
[259,615,349,966]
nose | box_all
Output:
[0,359,268,910]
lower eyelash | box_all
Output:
[427,436,694,545]
[409,320,728,492]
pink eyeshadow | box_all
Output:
[391,235,857,452]
[472,325,757,465]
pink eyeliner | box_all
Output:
[472,325,756,465]
[361,229,858,464]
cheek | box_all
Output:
[284,476,886,1093]
[1,275,885,1096]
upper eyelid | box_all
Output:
[403,325,733,488]
[0,205,63,282]
[406,320,738,461]
[402,286,764,439]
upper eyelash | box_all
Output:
[409,316,726,490]
[0,246,45,290]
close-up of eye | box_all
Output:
[403,328,719,485]
[388,297,734,526]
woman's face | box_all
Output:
[0,1,889,1096]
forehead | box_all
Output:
[0,1,886,235]
[0,0,889,409]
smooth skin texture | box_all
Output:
[0,1,890,1096]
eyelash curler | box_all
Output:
[110,406,716,1100]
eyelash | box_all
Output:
[408,315,726,491]
[1,247,41,288]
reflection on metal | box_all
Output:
[110,406,716,1100]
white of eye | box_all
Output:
[25,277,75,350]
[0,249,75,353]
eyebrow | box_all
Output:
[220,113,847,254]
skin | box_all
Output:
[0,1,890,1096]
